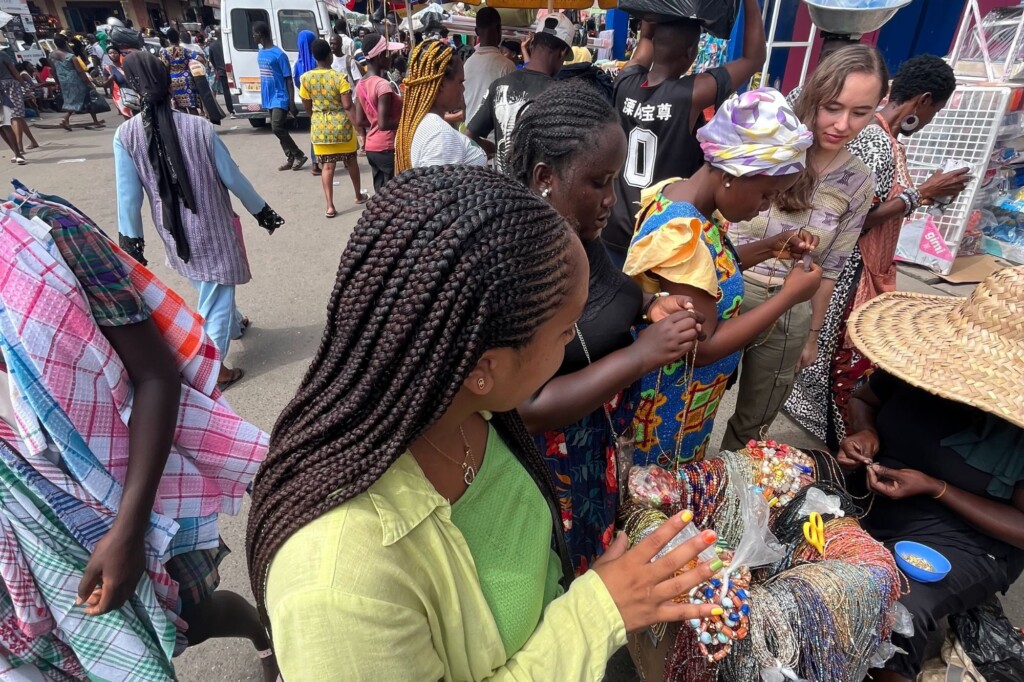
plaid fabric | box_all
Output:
[0,438,177,681]
[0,191,268,679]
[29,204,150,328]
[165,541,229,609]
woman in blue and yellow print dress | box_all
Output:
[625,88,822,465]
[299,38,367,218]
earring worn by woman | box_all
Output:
[477,377,486,390]
[900,114,920,134]
[541,187,551,198]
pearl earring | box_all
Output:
[541,187,551,198]
[724,179,732,188]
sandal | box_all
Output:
[311,165,322,176]
[14,157,26,166]
[325,209,337,219]
[278,159,294,171]
[59,121,72,132]
[291,155,309,171]
[355,190,369,205]
[233,317,251,340]
[216,367,245,392]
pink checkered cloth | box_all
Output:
[0,209,268,542]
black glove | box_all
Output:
[254,204,285,235]
[118,234,147,266]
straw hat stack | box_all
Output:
[848,265,1023,429]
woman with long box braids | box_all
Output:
[395,39,487,172]
[509,81,703,574]
[246,165,724,680]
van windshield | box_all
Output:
[278,10,319,52]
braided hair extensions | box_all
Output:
[394,40,456,173]
[507,80,618,188]
[247,165,580,619]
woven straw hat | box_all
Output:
[847,265,1024,429]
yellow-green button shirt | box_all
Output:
[265,449,627,681]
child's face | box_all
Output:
[469,235,589,411]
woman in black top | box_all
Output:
[508,81,703,571]
[837,266,1024,681]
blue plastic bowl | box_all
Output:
[894,541,951,583]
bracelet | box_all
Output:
[641,292,669,323]
[932,481,948,500]
[899,187,922,217]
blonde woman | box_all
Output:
[722,45,888,450]
[394,40,486,172]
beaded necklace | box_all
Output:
[648,339,699,468]
[574,323,636,502]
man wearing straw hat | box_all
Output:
[836,266,1024,682]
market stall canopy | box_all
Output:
[462,0,618,13]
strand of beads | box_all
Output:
[712,452,756,547]
[678,457,727,526]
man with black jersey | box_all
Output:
[603,0,767,268]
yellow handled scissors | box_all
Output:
[802,512,825,555]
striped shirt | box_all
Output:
[729,154,874,280]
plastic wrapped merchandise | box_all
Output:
[950,597,1024,682]
[617,0,741,39]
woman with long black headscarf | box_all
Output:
[114,50,284,390]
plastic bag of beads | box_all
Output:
[795,486,845,519]
[627,465,681,509]
[722,484,786,593]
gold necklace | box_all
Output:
[422,425,478,486]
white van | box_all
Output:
[221,0,345,127]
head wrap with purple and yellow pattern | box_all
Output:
[697,88,813,178]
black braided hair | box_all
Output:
[889,54,956,105]
[507,79,618,189]
[247,165,580,620]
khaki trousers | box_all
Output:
[721,276,812,451]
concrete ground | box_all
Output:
[5,109,1020,681]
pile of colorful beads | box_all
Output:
[628,465,681,509]
[685,567,751,664]
[745,440,815,507]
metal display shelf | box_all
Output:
[900,85,1015,274]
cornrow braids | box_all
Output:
[394,40,456,173]
[507,80,618,188]
[246,165,579,621]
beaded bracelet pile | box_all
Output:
[685,566,751,664]
[745,440,815,507]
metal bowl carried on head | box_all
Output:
[802,0,913,37]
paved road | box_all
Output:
[6,110,1021,681]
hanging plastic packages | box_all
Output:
[796,486,845,519]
